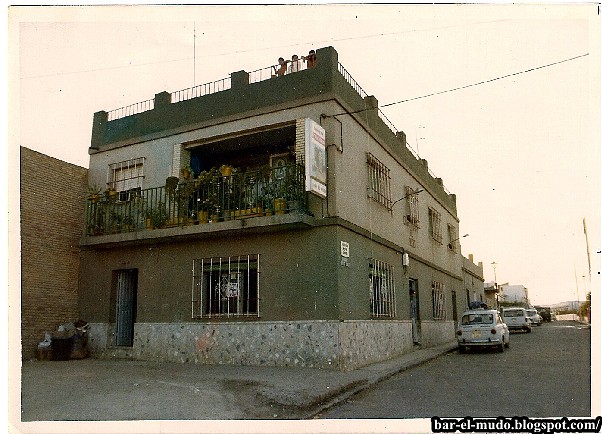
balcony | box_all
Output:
[85,164,307,237]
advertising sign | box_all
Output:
[304,118,327,198]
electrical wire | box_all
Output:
[330,53,590,118]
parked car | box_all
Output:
[502,307,532,333]
[456,309,510,353]
[535,306,552,322]
[526,308,542,326]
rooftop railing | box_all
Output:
[85,164,306,236]
[107,98,155,121]
[171,77,231,103]
[102,52,449,195]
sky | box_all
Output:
[8,4,601,306]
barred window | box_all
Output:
[432,281,446,320]
[428,207,443,244]
[192,255,260,318]
[405,186,421,226]
[108,157,145,201]
[367,153,392,211]
[369,258,396,318]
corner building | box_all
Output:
[80,46,472,370]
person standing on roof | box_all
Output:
[303,49,316,68]
[273,57,288,76]
[289,54,301,73]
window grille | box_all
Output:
[366,153,392,211]
[432,281,446,320]
[428,207,443,244]
[192,254,260,318]
[405,186,421,226]
[108,157,145,201]
[369,258,396,318]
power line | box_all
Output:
[381,53,590,108]
[330,53,589,118]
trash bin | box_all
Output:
[51,335,73,361]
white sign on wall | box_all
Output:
[341,241,350,258]
[304,118,327,198]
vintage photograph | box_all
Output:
[8,3,600,434]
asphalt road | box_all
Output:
[318,320,592,419]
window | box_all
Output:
[108,157,145,201]
[428,207,442,244]
[432,281,446,320]
[405,186,421,226]
[447,224,458,252]
[192,255,259,318]
[366,153,392,211]
[369,258,396,317]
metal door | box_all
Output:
[115,269,137,346]
[409,279,421,344]
[452,290,458,324]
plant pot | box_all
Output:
[90,194,100,204]
[210,214,220,223]
[145,218,154,230]
[274,198,287,214]
[197,211,209,224]
[220,166,233,177]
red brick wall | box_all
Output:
[20,147,88,360]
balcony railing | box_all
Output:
[85,164,307,236]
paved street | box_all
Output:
[318,320,592,418]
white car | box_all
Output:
[526,308,542,326]
[502,307,532,333]
[456,309,510,353]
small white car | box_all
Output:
[456,309,510,353]
[502,307,532,333]
[526,308,542,326]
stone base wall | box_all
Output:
[418,320,456,347]
[87,320,416,370]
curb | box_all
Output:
[303,342,458,419]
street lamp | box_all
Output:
[491,261,499,310]
[448,233,469,250]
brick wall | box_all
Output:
[20,147,88,360]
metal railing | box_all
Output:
[107,99,155,121]
[248,58,309,84]
[85,164,306,236]
[171,77,231,103]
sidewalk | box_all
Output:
[18,341,458,422]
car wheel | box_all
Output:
[497,343,504,353]
[526,327,532,333]
[458,346,466,354]
[504,339,510,348]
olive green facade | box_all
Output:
[80,46,480,369]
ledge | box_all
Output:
[80,212,315,249]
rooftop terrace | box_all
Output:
[91,46,455,207]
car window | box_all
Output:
[503,310,524,317]
[461,314,493,325]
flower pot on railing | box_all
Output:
[274,198,287,215]
[220,165,233,177]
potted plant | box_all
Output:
[220,164,234,177]
[180,164,192,180]
[104,187,119,202]
[145,201,168,229]
[88,184,102,203]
